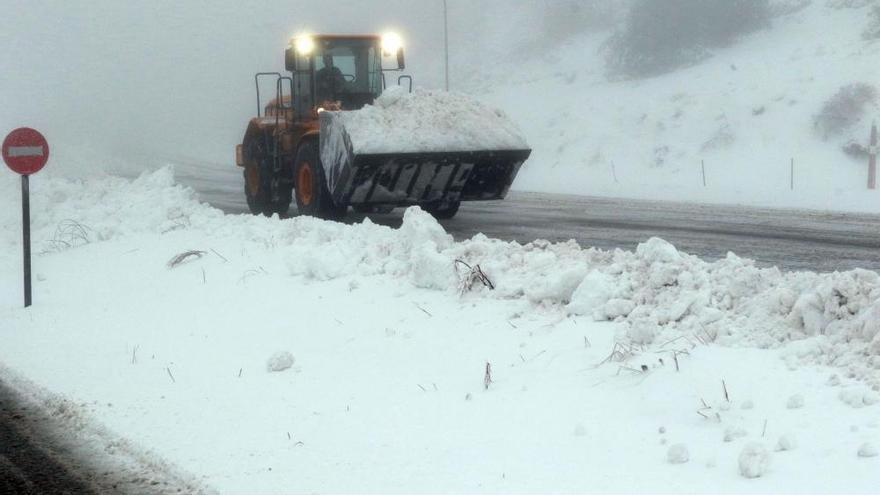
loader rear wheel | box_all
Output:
[424,200,460,220]
[294,141,347,220]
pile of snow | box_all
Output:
[563,237,880,388]
[0,166,219,257]
[330,86,529,154]
[4,168,880,390]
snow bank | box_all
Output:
[332,87,529,154]
[5,168,880,391]
[0,166,220,259]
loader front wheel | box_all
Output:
[294,141,347,220]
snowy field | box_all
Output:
[2,168,879,493]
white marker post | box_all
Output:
[869,122,877,190]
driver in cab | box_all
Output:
[315,54,346,102]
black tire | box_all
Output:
[352,204,395,214]
[423,200,460,220]
[294,141,346,219]
[244,170,267,215]
[244,141,291,217]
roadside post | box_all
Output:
[869,122,877,190]
[2,127,50,307]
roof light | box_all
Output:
[293,35,315,55]
[381,32,403,56]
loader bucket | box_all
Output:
[320,112,530,208]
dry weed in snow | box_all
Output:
[166,250,206,269]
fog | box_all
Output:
[0,1,459,168]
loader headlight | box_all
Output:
[293,35,315,55]
[381,32,403,56]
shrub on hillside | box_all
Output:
[826,0,874,9]
[518,0,629,53]
[813,83,878,139]
[769,0,812,16]
[865,5,880,39]
[605,0,772,78]
[540,0,628,39]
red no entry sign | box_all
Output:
[3,127,49,175]
[3,127,49,308]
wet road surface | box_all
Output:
[177,161,880,273]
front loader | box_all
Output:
[235,33,531,219]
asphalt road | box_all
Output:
[0,376,204,494]
[0,380,96,494]
[177,162,880,273]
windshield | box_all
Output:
[314,38,382,109]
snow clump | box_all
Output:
[738,443,771,478]
[775,434,797,452]
[636,237,681,263]
[724,426,748,442]
[857,443,878,458]
[667,444,690,464]
[266,351,295,372]
[839,387,880,408]
[786,394,805,409]
[567,270,616,316]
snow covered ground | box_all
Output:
[2,168,879,493]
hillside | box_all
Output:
[457,1,880,212]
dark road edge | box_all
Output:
[0,366,212,494]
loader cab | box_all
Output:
[286,34,406,118]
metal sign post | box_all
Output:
[21,174,32,306]
[2,127,50,308]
